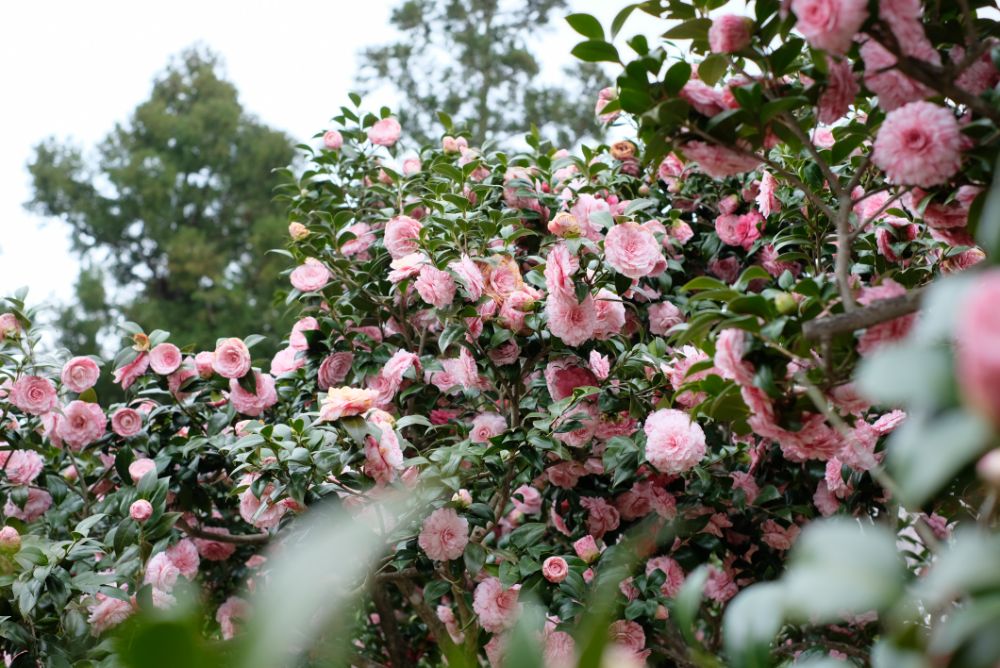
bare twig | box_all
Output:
[176,519,271,545]
[802,288,923,340]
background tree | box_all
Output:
[27,46,297,362]
[358,0,606,147]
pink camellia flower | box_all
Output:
[581,496,620,539]
[760,244,801,278]
[111,407,143,438]
[761,519,800,550]
[442,135,468,153]
[322,130,343,150]
[545,292,597,347]
[288,221,309,240]
[0,526,21,553]
[715,210,764,250]
[470,412,507,443]
[57,400,107,450]
[473,577,521,633]
[4,488,53,522]
[643,409,707,474]
[542,556,569,583]
[113,352,149,389]
[166,539,200,579]
[544,359,598,401]
[148,343,181,375]
[680,78,726,117]
[681,141,761,178]
[818,56,858,124]
[415,265,456,309]
[213,338,251,379]
[790,0,868,55]
[756,171,781,218]
[714,328,755,387]
[574,535,601,563]
[288,317,319,351]
[589,351,610,381]
[402,157,422,175]
[318,387,379,422]
[448,255,485,301]
[8,376,58,415]
[595,86,620,124]
[216,596,250,640]
[368,117,402,146]
[144,551,180,591]
[194,351,215,378]
[290,258,331,292]
[511,485,541,515]
[0,313,20,339]
[609,620,649,660]
[0,450,43,485]
[194,528,238,562]
[238,473,288,530]
[383,215,423,259]
[709,14,752,53]
[645,555,686,597]
[341,222,375,258]
[270,346,304,376]
[604,222,666,279]
[859,39,931,111]
[87,592,134,635]
[130,499,153,522]
[873,101,962,187]
[61,357,100,393]
[709,256,741,283]
[229,372,278,417]
[128,458,157,483]
[317,352,354,390]
[956,270,1000,425]
[649,301,684,336]
[418,507,469,561]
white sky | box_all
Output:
[0,1,663,314]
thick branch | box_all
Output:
[372,583,408,668]
[803,289,923,340]
[176,520,271,545]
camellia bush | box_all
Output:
[4,0,1000,665]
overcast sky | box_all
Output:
[0,1,663,313]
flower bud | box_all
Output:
[288,222,309,240]
[322,130,343,150]
[774,292,798,315]
[0,526,21,553]
[452,489,472,507]
[130,500,153,523]
[132,332,150,352]
[977,449,1000,488]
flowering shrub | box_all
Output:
[3,1,1000,666]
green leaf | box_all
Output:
[662,18,712,40]
[887,410,992,507]
[682,276,729,292]
[566,13,604,40]
[464,543,486,576]
[611,4,639,38]
[723,582,786,667]
[571,40,620,63]
[783,519,903,623]
[698,54,728,87]
[664,61,692,96]
[438,324,465,354]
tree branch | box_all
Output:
[802,288,923,340]
[176,520,271,545]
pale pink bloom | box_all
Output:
[381,350,420,389]
[544,359,598,401]
[384,215,423,258]
[956,270,1000,424]
[573,535,600,563]
[485,635,506,667]
[856,279,915,354]
[545,292,596,347]
[592,289,626,340]
[473,577,521,633]
[194,351,215,378]
[318,387,379,422]
[437,604,465,644]
[418,507,469,561]
[166,539,200,579]
[589,351,610,381]
[113,352,149,389]
[873,102,962,187]
[860,39,932,111]
[731,471,760,504]
[569,193,611,241]
[322,130,343,149]
[790,0,868,55]
[216,596,250,640]
[363,426,404,485]
[388,252,428,283]
[442,135,468,153]
[761,519,800,550]
[488,340,521,366]
[129,458,157,483]
[605,222,666,278]
[544,243,579,299]
[705,565,738,603]
[340,222,375,257]
[645,555,685,596]
[61,357,100,393]
[288,221,309,240]
[907,185,982,229]
[666,346,712,407]
[448,255,485,301]
[368,117,402,146]
[644,409,706,474]
[149,343,181,375]
[318,352,354,390]
[288,316,319,351]
[680,79,725,117]
[290,258,331,292]
[814,479,842,516]
[167,361,197,397]
[595,86,620,124]
[542,556,569,583]
[130,499,153,522]
[4,488,52,522]
[581,496,620,539]
[229,372,278,417]
[213,338,251,379]
[238,473,287,529]
[270,346,303,376]
[8,376,57,416]
[658,153,686,190]
[512,485,542,515]
[544,630,576,668]
[760,244,801,278]
[471,412,507,443]
[0,313,20,339]
[609,619,648,662]
[58,400,106,450]
[0,450,43,485]
[714,328,755,386]
[144,552,180,591]
[756,171,781,218]
[0,526,20,552]
[415,265,456,309]
[193,529,238,561]
[87,593,133,635]
[681,140,761,178]
[779,413,844,462]
[111,407,143,437]
[649,301,684,336]
[818,56,858,124]
[709,256,741,283]
[484,257,524,301]
[953,45,1000,95]
[546,461,587,489]
[402,157,422,175]
[709,14,752,53]
[715,210,764,249]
